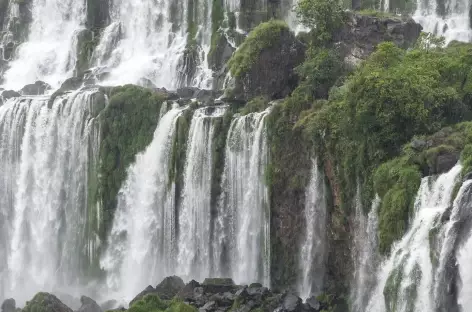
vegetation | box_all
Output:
[295,0,344,42]
[228,20,290,78]
[98,85,166,237]
[128,295,197,312]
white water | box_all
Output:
[366,164,462,312]
[215,109,271,286]
[457,181,472,311]
[93,0,213,89]
[298,159,327,300]
[2,0,86,90]
[177,106,227,281]
[351,191,380,312]
[0,90,102,304]
[101,105,183,302]
[413,0,472,43]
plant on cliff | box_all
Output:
[228,20,290,78]
[295,0,344,42]
[98,85,166,236]
[128,295,197,312]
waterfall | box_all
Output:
[457,182,472,311]
[215,109,271,286]
[351,191,380,312]
[92,0,187,89]
[93,0,213,89]
[100,104,183,301]
[365,164,462,312]
[298,158,327,300]
[413,0,472,43]
[177,106,227,281]
[0,90,103,304]
[2,0,86,89]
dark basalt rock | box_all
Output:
[335,12,422,67]
[137,77,157,89]
[154,275,185,300]
[60,77,83,92]
[20,80,51,95]
[202,278,236,294]
[176,280,201,301]
[77,296,102,312]
[1,90,20,100]
[281,294,302,312]
[1,299,15,312]
[129,285,156,307]
[435,152,460,175]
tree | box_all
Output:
[295,0,344,42]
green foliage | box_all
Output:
[414,32,445,51]
[357,9,398,18]
[296,47,343,99]
[228,20,290,78]
[98,85,166,236]
[128,295,197,312]
[461,144,472,176]
[23,293,49,312]
[295,0,344,42]
[241,96,269,115]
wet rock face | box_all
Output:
[154,275,185,300]
[335,12,422,67]
[234,28,306,102]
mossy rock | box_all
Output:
[23,293,72,312]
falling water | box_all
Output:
[2,0,86,89]
[298,158,327,300]
[351,191,380,312]
[366,164,462,312]
[413,0,472,43]
[215,109,271,286]
[177,106,227,281]
[101,105,183,301]
[0,90,103,304]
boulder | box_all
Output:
[281,294,302,312]
[20,80,51,95]
[77,296,102,312]
[305,296,320,311]
[176,280,201,301]
[202,278,236,294]
[1,299,15,312]
[154,275,185,300]
[60,77,83,92]
[23,293,73,312]
[129,285,156,307]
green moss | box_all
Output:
[98,85,166,237]
[128,295,197,312]
[228,20,290,78]
[461,144,472,176]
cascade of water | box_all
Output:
[101,105,183,301]
[215,109,271,286]
[2,0,86,90]
[366,164,462,312]
[298,158,327,300]
[285,0,308,34]
[351,188,380,312]
[413,0,472,43]
[0,90,103,304]
[177,106,227,281]
[92,0,188,89]
[457,182,472,311]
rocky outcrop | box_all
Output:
[154,276,185,300]
[1,299,15,312]
[20,80,51,95]
[77,296,103,312]
[231,22,306,102]
[22,293,73,312]
[335,12,422,67]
